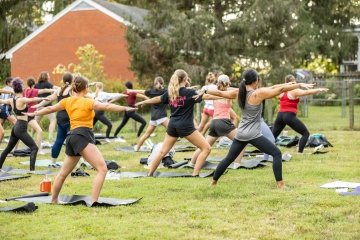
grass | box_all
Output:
[0,106,360,239]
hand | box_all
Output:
[43,97,51,101]
[134,102,143,107]
[23,112,36,117]
[193,89,205,101]
[318,88,329,92]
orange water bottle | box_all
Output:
[40,175,52,193]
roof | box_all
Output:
[5,0,147,59]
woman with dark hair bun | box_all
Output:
[201,69,315,188]
[113,81,148,139]
[0,78,49,172]
[25,75,136,204]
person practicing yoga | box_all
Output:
[129,76,169,151]
[189,74,241,167]
[203,69,314,188]
[136,69,217,176]
[24,77,56,155]
[113,81,148,139]
[0,77,17,145]
[25,75,136,203]
[272,74,328,153]
[34,71,57,141]
[0,78,49,172]
[198,72,217,135]
[91,82,126,139]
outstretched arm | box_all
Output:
[33,91,58,108]
[206,88,238,99]
[255,83,314,101]
[0,88,14,94]
[19,96,50,104]
[290,88,328,98]
[135,96,161,107]
[201,94,224,100]
[25,102,64,117]
[93,101,136,112]
[0,99,12,105]
[137,93,150,100]
[127,89,145,94]
[38,88,56,94]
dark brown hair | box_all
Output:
[38,71,49,83]
[59,72,73,96]
[72,75,88,93]
[27,77,36,88]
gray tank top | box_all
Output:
[235,90,263,141]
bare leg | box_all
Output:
[80,143,108,203]
[136,124,156,150]
[148,134,177,176]
[190,135,217,165]
[51,155,80,203]
[198,112,209,132]
[185,130,211,176]
[0,123,4,144]
[48,113,57,141]
[200,118,212,135]
[28,120,43,153]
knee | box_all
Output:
[31,145,39,152]
[303,130,310,138]
[97,165,108,175]
[108,123,113,128]
[201,144,211,154]
[37,129,43,135]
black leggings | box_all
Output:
[0,120,38,171]
[213,136,282,181]
[272,112,310,153]
[93,110,112,138]
[114,111,146,137]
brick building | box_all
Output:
[5,0,147,83]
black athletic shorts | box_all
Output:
[65,127,95,156]
[167,125,196,138]
[208,119,236,137]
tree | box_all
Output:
[53,44,106,82]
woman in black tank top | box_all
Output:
[0,78,49,172]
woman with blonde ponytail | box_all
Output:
[136,69,216,177]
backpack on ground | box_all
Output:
[306,133,333,148]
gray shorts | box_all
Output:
[208,119,236,137]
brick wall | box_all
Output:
[11,9,135,84]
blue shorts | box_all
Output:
[0,105,12,119]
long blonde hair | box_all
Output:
[168,69,188,101]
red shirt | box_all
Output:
[125,90,137,107]
[279,92,299,113]
[23,88,39,113]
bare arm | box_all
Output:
[19,96,49,104]
[0,99,12,105]
[38,88,56,94]
[93,101,136,112]
[0,88,14,94]
[135,96,161,107]
[25,102,64,117]
[127,89,145,94]
[290,88,328,98]
[201,94,224,100]
[206,88,238,99]
[137,93,150,100]
[32,91,58,108]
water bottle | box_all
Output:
[40,175,52,193]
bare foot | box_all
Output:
[276,180,286,189]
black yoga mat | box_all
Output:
[0,172,30,182]
[0,202,38,213]
[168,160,188,168]
[5,192,49,201]
[2,167,56,175]
[114,146,150,153]
[107,171,214,178]
[8,194,141,207]
[176,159,267,170]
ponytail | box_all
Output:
[59,72,73,96]
[238,69,259,109]
[168,69,187,101]
[238,80,246,109]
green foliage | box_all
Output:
[52,44,106,82]
[302,55,339,75]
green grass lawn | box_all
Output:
[0,106,360,239]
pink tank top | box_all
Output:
[213,100,231,119]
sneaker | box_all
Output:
[48,163,61,168]
[104,138,111,143]
[133,145,139,152]
[314,144,324,153]
[187,162,195,168]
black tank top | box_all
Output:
[56,92,70,124]
[13,98,28,116]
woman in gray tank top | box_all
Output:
[208,69,313,188]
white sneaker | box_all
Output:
[314,144,324,153]
[187,162,195,168]
[133,145,139,152]
[104,138,111,143]
[233,162,241,169]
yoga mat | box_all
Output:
[6,169,56,175]
[339,186,360,196]
[176,159,267,170]
[11,194,141,207]
[114,146,151,153]
[5,192,49,201]
[0,172,30,182]
[168,160,188,168]
[0,202,37,213]
[320,181,360,189]
[20,159,63,167]
[106,171,214,179]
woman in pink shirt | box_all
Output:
[24,77,55,154]
[189,75,241,166]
